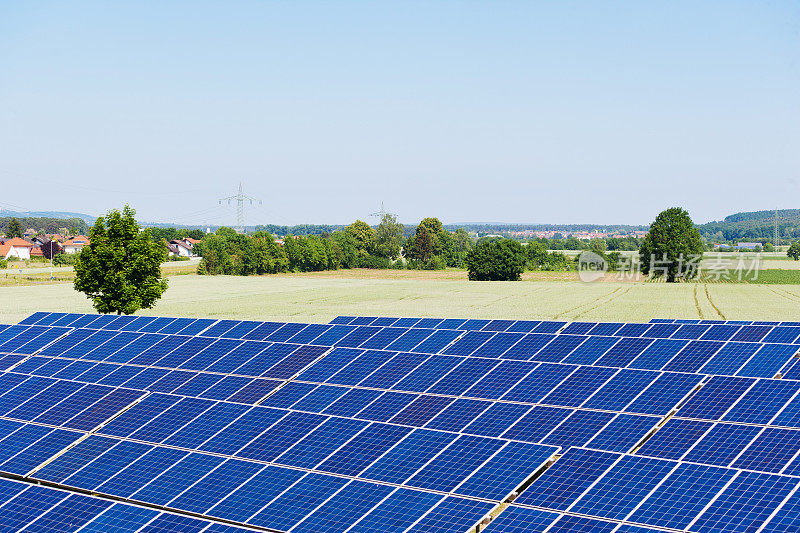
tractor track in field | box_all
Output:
[704,284,726,320]
[553,286,622,319]
[693,285,704,319]
[572,286,634,320]
[763,285,800,305]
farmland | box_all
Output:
[2,269,800,325]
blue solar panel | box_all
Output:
[501,363,576,403]
[326,350,396,386]
[738,343,799,378]
[698,342,761,375]
[407,329,461,354]
[636,418,713,460]
[678,376,756,420]
[479,506,559,533]
[473,332,525,358]
[560,336,618,365]
[624,338,682,370]
[406,434,504,492]
[359,352,429,389]
[585,414,661,453]
[569,455,676,520]
[540,409,616,449]
[732,427,800,473]
[463,360,537,400]
[682,423,762,468]
[405,496,494,533]
[691,470,798,533]
[502,333,555,360]
[348,488,443,533]
[629,462,737,530]
[248,472,349,531]
[662,340,724,373]
[541,366,617,407]
[532,335,587,363]
[425,357,499,395]
[723,379,800,425]
[361,428,457,485]
[462,402,532,437]
[581,368,659,411]
[391,355,463,393]
[275,417,368,470]
[515,447,620,509]
[501,406,572,443]
[383,328,434,352]
[426,396,491,434]
[389,395,453,427]
[455,441,558,500]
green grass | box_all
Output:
[3,272,800,324]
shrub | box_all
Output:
[0,259,6,269]
[53,253,77,266]
[465,239,526,281]
[168,255,190,261]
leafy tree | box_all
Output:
[639,207,704,282]
[788,242,800,261]
[445,228,473,267]
[589,239,607,253]
[74,205,168,314]
[7,218,21,238]
[345,220,376,257]
[374,214,404,259]
[196,234,234,274]
[412,225,435,262]
[465,238,526,281]
[763,242,775,252]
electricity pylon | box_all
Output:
[219,183,261,233]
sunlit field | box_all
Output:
[2,270,800,325]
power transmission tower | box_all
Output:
[775,207,779,250]
[219,183,261,234]
[370,201,397,221]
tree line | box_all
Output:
[195,215,475,276]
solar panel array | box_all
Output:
[1,311,800,532]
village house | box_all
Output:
[0,237,34,260]
[61,235,90,254]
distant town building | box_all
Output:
[62,236,90,254]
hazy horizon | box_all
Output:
[2,2,798,226]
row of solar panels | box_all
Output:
[0,476,258,533]
[4,320,800,388]
[484,446,800,533]
[0,373,559,499]
[7,323,800,470]
[7,324,800,431]
[8,347,800,479]
[335,315,800,328]
[19,310,800,348]
[0,408,552,533]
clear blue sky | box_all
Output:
[1,1,798,227]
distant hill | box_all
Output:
[0,210,96,223]
[698,209,800,242]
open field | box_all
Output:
[3,270,800,324]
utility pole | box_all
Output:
[219,183,261,234]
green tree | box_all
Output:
[788,242,800,260]
[465,238,526,281]
[7,218,21,238]
[374,214,404,259]
[639,207,704,282]
[345,220,376,257]
[412,225,435,262]
[74,205,168,314]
